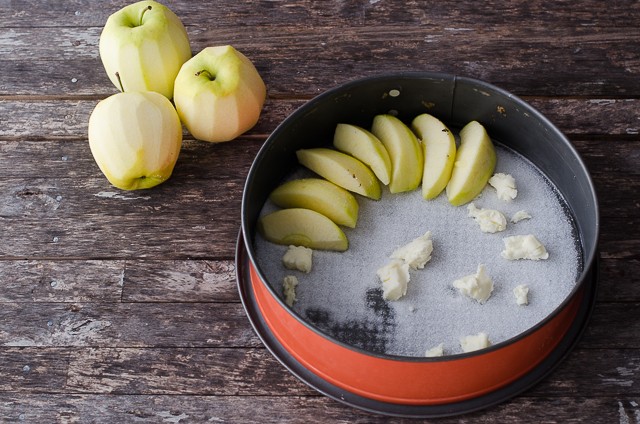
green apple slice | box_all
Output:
[411,114,457,199]
[258,208,348,251]
[446,121,497,206]
[371,114,423,193]
[269,178,359,228]
[333,123,392,185]
[296,148,381,200]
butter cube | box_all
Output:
[460,332,491,353]
[452,264,494,304]
[488,173,517,201]
[282,275,299,307]
[467,203,507,233]
[390,231,433,270]
[282,245,313,273]
[425,343,444,357]
[511,210,532,223]
[501,235,549,260]
[376,259,410,301]
[514,284,530,305]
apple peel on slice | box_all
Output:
[371,114,423,193]
[296,148,381,200]
[269,178,359,228]
[333,123,392,186]
[446,121,497,206]
[411,114,457,200]
[258,208,349,252]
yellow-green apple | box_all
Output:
[269,178,359,228]
[258,208,349,251]
[88,91,182,190]
[296,148,381,200]
[411,114,457,199]
[99,0,191,99]
[446,121,497,206]
[173,45,267,142]
[371,114,423,193]
[333,123,392,185]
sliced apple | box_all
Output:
[333,123,392,185]
[370,114,423,193]
[258,208,348,251]
[411,114,457,199]
[269,178,359,228]
[446,121,497,206]
[296,148,381,200]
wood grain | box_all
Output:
[1,0,638,421]
[0,303,260,347]
[1,0,639,98]
[0,394,638,424]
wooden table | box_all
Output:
[1,1,638,422]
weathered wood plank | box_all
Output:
[0,260,124,302]
[64,347,315,396]
[60,347,640,397]
[597,259,640,302]
[0,393,638,423]
[0,179,635,260]
[0,303,259,348]
[588,174,640,220]
[0,136,637,191]
[0,348,70,393]
[2,346,637,399]
[0,300,637,349]
[122,260,238,303]
[0,259,239,303]
[0,214,240,260]
[2,98,640,140]
[528,348,640,397]
[0,99,288,140]
[0,213,635,261]
[0,137,263,183]
[580,303,640,349]
[2,0,639,29]
[0,256,620,305]
[1,185,634,260]
[1,24,638,97]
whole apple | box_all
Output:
[99,0,191,99]
[173,45,267,142]
[88,91,183,190]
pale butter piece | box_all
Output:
[460,332,491,353]
[282,245,313,273]
[511,210,532,223]
[282,275,299,307]
[376,259,410,301]
[390,231,433,270]
[467,203,507,233]
[501,235,549,260]
[452,264,494,304]
[425,343,444,357]
[488,173,517,201]
[514,284,530,305]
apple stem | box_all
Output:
[115,72,125,92]
[195,70,215,81]
[139,5,152,26]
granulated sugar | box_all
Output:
[254,144,581,357]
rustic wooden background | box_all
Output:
[1,0,639,422]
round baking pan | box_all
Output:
[236,235,598,417]
[239,72,599,413]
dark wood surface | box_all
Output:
[1,1,639,422]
